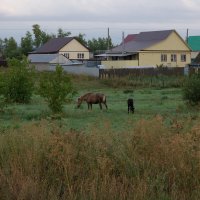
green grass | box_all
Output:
[1,74,200,199]
[1,84,199,134]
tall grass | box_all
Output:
[0,117,200,199]
[101,75,185,89]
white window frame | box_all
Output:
[77,53,84,59]
[64,53,69,59]
[171,54,177,62]
[161,54,167,62]
[181,54,186,62]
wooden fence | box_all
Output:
[99,67,186,79]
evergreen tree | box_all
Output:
[20,31,34,55]
[3,37,20,59]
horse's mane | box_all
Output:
[81,92,93,98]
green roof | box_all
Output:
[188,36,200,51]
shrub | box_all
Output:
[123,89,134,94]
[0,96,6,113]
[38,65,74,113]
[183,74,200,105]
[0,57,35,103]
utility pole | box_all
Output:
[107,27,110,51]
[122,31,125,54]
[186,29,189,43]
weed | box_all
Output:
[0,118,200,199]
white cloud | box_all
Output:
[181,0,200,10]
[0,0,200,44]
[0,0,200,23]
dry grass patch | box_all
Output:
[0,118,200,199]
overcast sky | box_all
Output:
[0,0,200,44]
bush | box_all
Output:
[0,57,35,103]
[38,65,74,113]
[183,74,200,105]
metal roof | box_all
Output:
[108,30,175,53]
[31,37,74,54]
[28,54,71,64]
[123,34,138,44]
[188,36,200,51]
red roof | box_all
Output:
[123,34,138,43]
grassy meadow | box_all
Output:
[0,73,200,199]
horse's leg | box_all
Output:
[104,102,108,109]
[87,103,90,110]
[99,103,102,110]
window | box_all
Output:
[181,54,186,62]
[161,54,167,62]
[77,53,84,59]
[171,54,177,62]
[63,53,69,58]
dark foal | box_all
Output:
[127,98,135,114]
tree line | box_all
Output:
[0,24,114,59]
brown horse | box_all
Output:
[77,92,108,110]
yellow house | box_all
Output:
[31,37,91,60]
[100,30,191,68]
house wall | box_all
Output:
[145,31,190,51]
[139,31,191,67]
[102,50,191,68]
[102,31,191,68]
[31,63,50,71]
[139,51,191,67]
[191,52,199,60]
[59,39,90,60]
[101,60,139,68]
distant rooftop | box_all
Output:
[188,36,200,51]
[31,37,74,54]
[109,30,175,53]
[123,34,138,44]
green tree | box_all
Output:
[76,33,88,46]
[57,28,71,38]
[32,24,43,48]
[183,74,200,105]
[32,24,54,48]
[3,37,20,59]
[38,65,74,113]
[0,38,4,58]
[87,37,113,54]
[20,31,34,55]
[0,57,35,103]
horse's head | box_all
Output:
[77,97,82,108]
